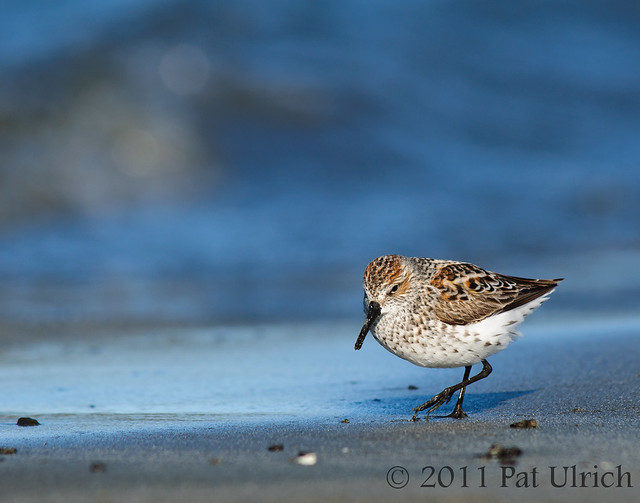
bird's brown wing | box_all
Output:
[429,262,561,326]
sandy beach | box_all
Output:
[1,317,638,502]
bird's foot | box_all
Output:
[441,404,468,419]
[411,387,456,421]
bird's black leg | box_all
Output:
[411,360,492,421]
[443,365,472,419]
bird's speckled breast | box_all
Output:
[369,306,516,368]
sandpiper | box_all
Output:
[355,255,562,420]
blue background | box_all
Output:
[1,0,638,325]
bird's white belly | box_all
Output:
[370,303,541,368]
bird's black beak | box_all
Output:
[355,301,381,350]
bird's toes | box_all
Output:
[425,396,448,415]
[442,388,456,404]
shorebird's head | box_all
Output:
[355,255,413,350]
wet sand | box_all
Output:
[1,318,639,502]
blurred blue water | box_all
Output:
[0,0,639,324]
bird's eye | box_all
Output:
[390,284,399,294]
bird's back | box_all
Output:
[370,256,562,368]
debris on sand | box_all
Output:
[479,443,522,464]
[17,417,40,427]
[291,451,317,466]
[89,462,106,473]
[509,419,538,429]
